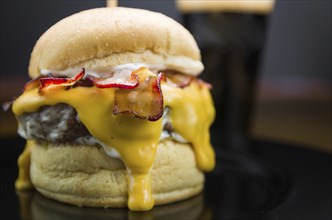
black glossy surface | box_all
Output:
[1,137,331,220]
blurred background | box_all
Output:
[0,0,331,153]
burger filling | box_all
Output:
[12,66,215,211]
[17,104,185,147]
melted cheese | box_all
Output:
[12,80,215,211]
[15,140,35,190]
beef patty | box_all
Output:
[17,103,175,145]
[17,104,91,143]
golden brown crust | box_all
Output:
[30,139,204,208]
[28,7,203,78]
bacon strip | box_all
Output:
[113,67,164,121]
[23,77,41,92]
[197,79,213,90]
[88,72,139,89]
[18,68,166,121]
[39,69,85,94]
[165,71,193,88]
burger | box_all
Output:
[11,7,215,211]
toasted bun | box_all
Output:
[30,139,204,208]
[28,7,204,78]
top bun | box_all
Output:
[28,7,204,78]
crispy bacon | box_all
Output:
[23,77,41,92]
[11,67,211,123]
[74,79,94,87]
[165,71,194,88]
[158,72,167,82]
[197,79,213,90]
[39,69,85,94]
[113,67,164,121]
[88,72,139,89]
[17,67,210,122]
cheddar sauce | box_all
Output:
[12,78,215,211]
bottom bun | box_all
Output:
[30,139,204,208]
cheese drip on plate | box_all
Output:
[12,69,215,211]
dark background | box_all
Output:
[0,1,331,151]
[0,1,331,219]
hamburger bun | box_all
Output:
[28,7,204,78]
[30,140,204,207]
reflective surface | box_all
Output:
[1,137,332,220]
[16,191,208,220]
